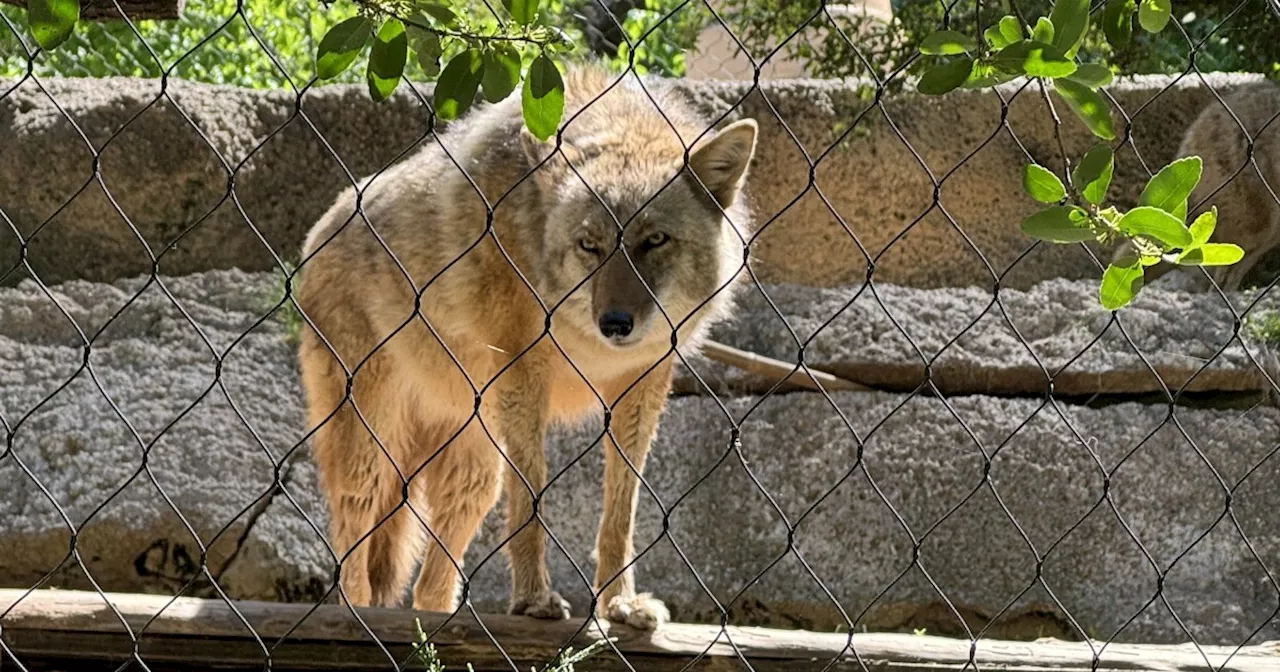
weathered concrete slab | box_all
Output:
[2,270,1278,647]
[0,270,308,597]
[4,73,1278,290]
[678,273,1280,397]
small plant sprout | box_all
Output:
[413,617,614,672]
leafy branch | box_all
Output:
[20,0,570,139]
[916,0,1245,310]
[317,0,571,139]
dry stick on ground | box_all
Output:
[3,589,1276,672]
[699,340,873,392]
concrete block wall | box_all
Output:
[3,72,1280,647]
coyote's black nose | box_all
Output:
[598,311,634,339]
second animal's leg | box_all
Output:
[595,360,673,630]
[412,419,504,612]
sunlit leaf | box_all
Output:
[435,48,484,119]
[1023,164,1067,203]
[522,53,564,141]
[317,15,372,80]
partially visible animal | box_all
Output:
[294,61,759,630]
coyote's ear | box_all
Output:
[519,128,584,193]
[688,119,758,209]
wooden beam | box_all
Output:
[1,589,1277,671]
[0,0,183,22]
[699,340,873,393]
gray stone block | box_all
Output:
[677,275,1280,397]
[2,270,1278,647]
[0,269,310,596]
[251,390,1280,647]
[4,73,1278,290]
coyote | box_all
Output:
[295,63,758,630]
[1114,82,1280,290]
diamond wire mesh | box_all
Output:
[2,0,1280,670]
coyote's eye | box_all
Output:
[644,232,671,249]
[578,239,602,255]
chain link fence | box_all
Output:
[3,0,1280,670]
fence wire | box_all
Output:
[2,0,1280,671]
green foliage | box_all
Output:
[522,53,564,141]
[712,0,1280,85]
[27,0,78,49]
[2,0,366,87]
[366,17,408,101]
[915,0,1245,311]
[603,0,708,77]
[1244,309,1280,347]
[1073,145,1114,205]
[1100,258,1144,310]
[432,46,483,119]
[316,16,373,79]
[1022,164,1067,204]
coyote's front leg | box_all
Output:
[594,359,673,630]
[495,355,572,621]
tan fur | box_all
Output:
[295,62,758,629]
[1113,82,1280,290]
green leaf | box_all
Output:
[999,15,1023,44]
[984,24,1012,50]
[920,30,979,55]
[27,0,79,50]
[504,0,540,25]
[1116,206,1194,248]
[1188,206,1217,248]
[1067,63,1114,89]
[1054,77,1116,140]
[316,15,372,80]
[412,29,442,77]
[1100,260,1144,310]
[481,45,521,103]
[962,60,1019,89]
[1023,164,1067,203]
[995,40,1077,79]
[434,48,484,120]
[1103,0,1136,49]
[1177,243,1245,266]
[1050,0,1090,57]
[522,54,565,142]
[366,18,407,103]
[1032,17,1055,44]
[416,2,459,28]
[1021,205,1096,242]
[1073,145,1115,205]
[1138,0,1171,32]
[1138,156,1203,216]
[917,57,974,95]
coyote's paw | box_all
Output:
[606,593,669,631]
[510,591,572,620]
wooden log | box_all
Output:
[1,589,1277,671]
[0,0,183,22]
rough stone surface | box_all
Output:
[3,270,1279,647]
[678,274,1280,397]
[5,73,1279,290]
[0,269,309,598]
